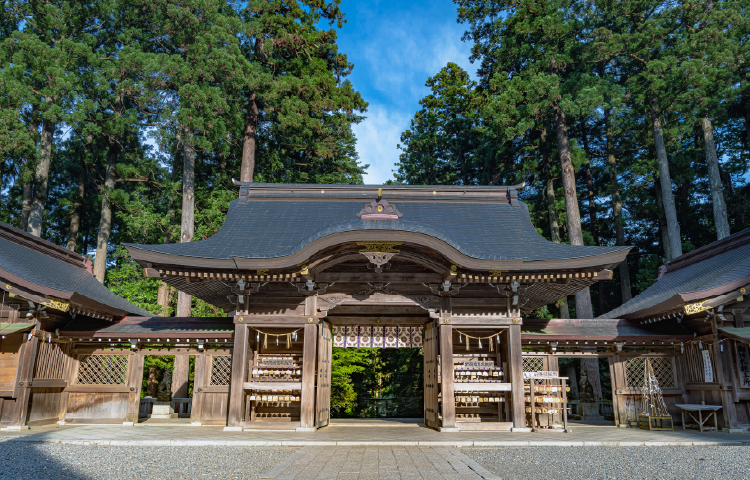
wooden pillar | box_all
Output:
[172,354,189,398]
[9,335,38,429]
[191,353,206,425]
[507,323,525,429]
[299,323,318,430]
[439,324,455,430]
[124,352,145,425]
[226,323,249,430]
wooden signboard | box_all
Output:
[523,371,558,379]
[259,358,294,367]
[462,361,494,369]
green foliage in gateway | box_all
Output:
[330,348,424,418]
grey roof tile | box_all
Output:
[126,197,628,262]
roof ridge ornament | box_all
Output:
[357,188,403,219]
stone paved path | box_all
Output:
[260,446,499,479]
[4,421,749,446]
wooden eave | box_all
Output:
[0,268,134,319]
[620,278,750,320]
[128,229,629,273]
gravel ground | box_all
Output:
[0,440,298,480]
[465,446,750,480]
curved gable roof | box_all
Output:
[125,183,629,271]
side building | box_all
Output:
[600,228,750,432]
[0,222,150,429]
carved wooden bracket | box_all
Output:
[294,280,329,296]
[357,282,400,296]
[489,281,528,305]
[427,282,465,297]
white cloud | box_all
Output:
[354,104,411,185]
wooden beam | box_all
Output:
[234,315,316,324]
[446,317,516,326]
[226,323,249,428]
[315,272,442,283]
[125,353,144,424]
[507,324,525,428]
[439,324,455,429]
[10,335,38,429]
[63,385,130,393]
[324,317,428,326]
[299,323,318,429]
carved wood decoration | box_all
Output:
[427,282,466,297]
[360,251,397,273]
[317,293,440,316]
[293,281,329,296]
[357,199,402,220]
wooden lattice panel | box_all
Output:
[34,342,70,379]
[624,357,675,388]
[209,356,232,386]
[522,356,544,373]
[76,354,128,385]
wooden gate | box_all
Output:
[192,353,231,425]
[316,321,332,428]
[423,322,438,428]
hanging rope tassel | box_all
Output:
[276,336,279,346]
[287,334,291,349]
[466,334,469,351]
[264,333,267,349]
[490,337,494,352]
[479,338,482,349]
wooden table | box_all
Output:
[675,404,722,432]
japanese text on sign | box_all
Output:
[260,359,294,367]
[462,361,494,368]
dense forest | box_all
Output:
[1,0,749,412]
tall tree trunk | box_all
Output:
[27,120,55,237]
[701,117,731,240]
[240,92,258,183]
[555,109,593,319]
[176,126,196,317]
[66,162,86,251]
[654,178,673,260]
[156,284,172,316]
[649,101,682,259]
[93,143,119,283]
[20,107,39,231]
[545,167,570,318]
[158,144,181,316]
[581,358,602,403]
[743,71,750,153]
[605,109,632,303]
[20,184,33,232]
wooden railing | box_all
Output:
[139,397,192,418]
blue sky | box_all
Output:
[333,1,475,184]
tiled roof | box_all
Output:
[522,318,693,341]
[125,184,628,263]
[60,316,234,337]
[600,228,750,319]
[0,222,151,317]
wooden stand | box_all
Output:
[638,414,674,431]
[526,376,570,433]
